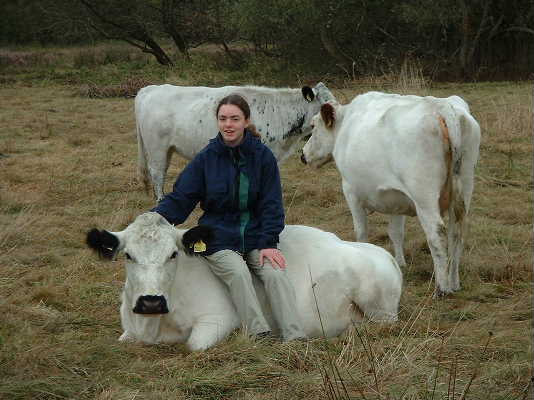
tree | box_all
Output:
[396,0,534,79]
[51,0,243,66]
[41,0,208,65]
[2,0,532,79]
[77,0,173,65]
[159,0,190,59]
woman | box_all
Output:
[152,94,306,342]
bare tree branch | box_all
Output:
[502,26,534,35]
[77,0,173,65]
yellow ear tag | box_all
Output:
[193,240,206,253]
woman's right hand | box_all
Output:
[259,248,286,269]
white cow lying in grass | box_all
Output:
[301,92,481,295]
[86,212,402,351]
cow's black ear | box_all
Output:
[302,86,315,102]
[182,225,214,255]
[86,229,120,260]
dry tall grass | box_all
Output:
[0,48,532,399]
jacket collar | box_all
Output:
[210,129,258,155]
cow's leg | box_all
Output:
[448,141,477,292]
[388,215,407,267]
[146,148,169,202]
[415,207,450,295]
[186,317,235,351]
[149,169,165,202]
[342,181,368,241]
[447,203,465,292]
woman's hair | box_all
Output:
[216,94,261,138]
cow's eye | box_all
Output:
[125,253,132,260]
[170,251,178,259]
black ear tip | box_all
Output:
[85,228,119,260]
[301,86,315,102]
[86,228,102,250]
[196,225,215,241]
[182,225,215,255]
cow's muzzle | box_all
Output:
[133,295,169,314]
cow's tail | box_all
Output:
[135,98,151,195]
[437,106,464,222]
[438,101,475,291]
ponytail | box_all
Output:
[247,123,261,139]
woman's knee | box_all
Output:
[206,250,250,277]
[258,264,287,283]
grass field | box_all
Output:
[0,45,532,399]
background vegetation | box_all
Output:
[0,40,532,398]
[1,0,533,80]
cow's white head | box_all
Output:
[302,82,336,105]
[86,212,213,315]
[298,82,337,138]
[301,101,340,168]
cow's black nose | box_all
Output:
[300,154,307,164]
[133,295,169,314]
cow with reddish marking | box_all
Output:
[301,92,481,295]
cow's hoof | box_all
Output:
[186,341,211,352]
[252,331,279,344]
[433,288,453,299]
[119,332,135,342]
[394,256,406,268]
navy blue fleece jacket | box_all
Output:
[152,130,285,255]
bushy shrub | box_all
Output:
[78,76,152,98]
[0,51,55,69]
[102,47,132,65]
[73,49,100,68]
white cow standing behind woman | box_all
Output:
[301,92,481,296]
[135,83,336,201]
[86,212,402,351]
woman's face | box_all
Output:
[217,104,249,147]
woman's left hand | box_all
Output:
[259,248,286,269]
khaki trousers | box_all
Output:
[205,249,306,341]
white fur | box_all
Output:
[135,83,335,200]
[108,213,402,351]
[302,91,481,295]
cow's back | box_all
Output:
[343,92,479,183]
[135,84,320,161]
[333,92,467,211]
[136,85,240,159]
[278,225,401,333]
[279,225,401,291]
